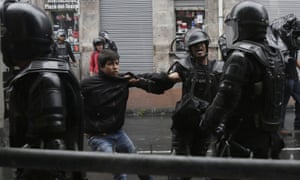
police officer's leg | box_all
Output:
[171,128,190,156]
[270,132,285,159]
[191,127,211,156]
[169,129,192,180]
[291,80,300,146]
[292,80,300,130]
[15,139,68,180]
[280,79,293,131]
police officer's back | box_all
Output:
[201,1,285,159]
[0,1,84,179]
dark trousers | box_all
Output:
[169,127,211,180]
[281,79,300,129]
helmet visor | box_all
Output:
[224,19,239,48]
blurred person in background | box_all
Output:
[89,36,105,76]
[99,30,118,52]
[51,30,77,65]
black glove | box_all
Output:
[135,77,166,94]
[215,123,225,138]
[120,72,138,80]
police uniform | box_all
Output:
[201,1,285,159]
[0,1,84,179]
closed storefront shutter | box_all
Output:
[175,0,206,10]
[250,0,300,21]
[100,0,153,74]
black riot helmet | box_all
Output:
[224,1,269,47]
[93,36,105,48]
[0,0,53,67]
[184,28,210,51]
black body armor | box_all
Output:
[5,58,85,179]
[5,58,83,149]
[203,40,285,158]
[55,42,70,61]
[232,41,285,132]
[0,1,85,179]
[169,57,221,103]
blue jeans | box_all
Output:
[281,79,300,129]
[88,129,153,180]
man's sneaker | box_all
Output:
[279,129,292,136]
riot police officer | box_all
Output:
[51,30,77,65]
[147,28,222,180]
[201,1,285,160]
[170,28,222,158]
[0,1,84,179]
[99,30,118,52]
[268,14,300,136]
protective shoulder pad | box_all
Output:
[232,41,269,67]
[8,58,73,87]
[209,60,224,73]
[175,56,193,70]
[27,58,70,73]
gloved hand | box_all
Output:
[122,72,138,79]
[215,123,225,138]
[200,116,226,137]
[148,72,168,81]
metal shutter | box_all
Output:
[175,0,206,10]
[250,0,300,21]
[100,0,153,74]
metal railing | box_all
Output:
[0,147,300,179]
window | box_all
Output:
[51,11,80,52]
[175,9,205,52]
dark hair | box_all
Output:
[98,49,119,68]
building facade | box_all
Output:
[30,0,232,79]
[29,0,300,80]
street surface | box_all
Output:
[87,108,300,180]
[1,109,299,179]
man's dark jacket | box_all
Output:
[80,72,166,135]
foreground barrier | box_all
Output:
[0,147,300,179]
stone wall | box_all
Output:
[79,0,100,80]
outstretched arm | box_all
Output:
[125,72,175,94]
